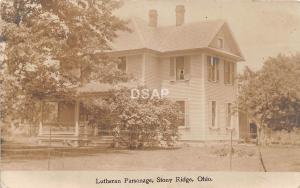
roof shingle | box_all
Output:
[110,18,225,53]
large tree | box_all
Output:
[238,53,300,132]
[0,0,129,121]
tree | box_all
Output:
[238,53,300,171]
[238,53,300,132]
[0,0,129,121]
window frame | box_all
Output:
[225,102,232,128]
[175,56,185,81]
[207,56,220,82]
[224,61,235,85]
[117,56,127,73]
[211,101,217,127]
[174,98,189,128]
[217,37,224,49]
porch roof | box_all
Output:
[76,81,139,94]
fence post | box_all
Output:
[229,129,233,171]
[47,126,52,170]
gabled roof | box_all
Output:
[110,17,244,60]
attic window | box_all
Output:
[217,38,224,49]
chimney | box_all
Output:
[148,9,158,27]
[175,5,185,26]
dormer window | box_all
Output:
[117,56,126,72]
[217,38,224,49]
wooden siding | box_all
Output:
[209,24,241,57]
[123,50,240,141]
[203,52,239,140]
[160,55,206,140]
[144,53,161,90]
[126,54,143,80]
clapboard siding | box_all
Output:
[125,51,239,141]
[209,24,241,57]
[126,54,143,80]
[144,53,161,90]
[160,55,206,140]
[203,52,239,140]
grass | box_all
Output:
[1,142,300,171]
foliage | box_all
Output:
[238,53,300,131]
[0,0,129,121]
[83,87,182,148]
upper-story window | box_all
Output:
[117,56,126,72]
[217,38,224,49]
[176,56,185,80]
[224,61,235,85]
[207,56,219,82]
[170,56,190,81]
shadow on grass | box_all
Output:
[1,144,181,162]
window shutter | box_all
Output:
[231,62,235,85]
[224,62,228,84]
[207,56,212,81]
[185,100,189,127]
[216,102,219,128]
[216,58,220,81]
[184,56,191,80]
[169,57,175,80]
[208,101,211,127]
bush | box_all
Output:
[110,87,181,149]
[83,87,182,149]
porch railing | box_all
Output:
[40,121,95,136]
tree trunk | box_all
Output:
[257,127,267,172]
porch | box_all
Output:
[37,100,113,147]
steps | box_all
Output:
[37,134,114,148]
[89,136,114,147]
[37,133,90,147]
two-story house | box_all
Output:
[37,5,244,146]
[108,5,244,141]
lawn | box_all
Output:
[1,143,300,171]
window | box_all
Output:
[226,103,232,128]
[117,56,126,72]
[207,56,219,82]
[211,101,217,127]
[224,61,235,84]
[176,56,185,80]
[217,38,224,48]
[176,101,188,127]
[169,56,190,81]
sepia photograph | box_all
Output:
[1,0,300,185]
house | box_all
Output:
[108,5,244,141]
[36,5,244,146]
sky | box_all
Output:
[116,0,300,72]
[1,0,300,72]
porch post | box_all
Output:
[38,101,44,136]
[74,100,79,136]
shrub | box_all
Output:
[109,87,182,149]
